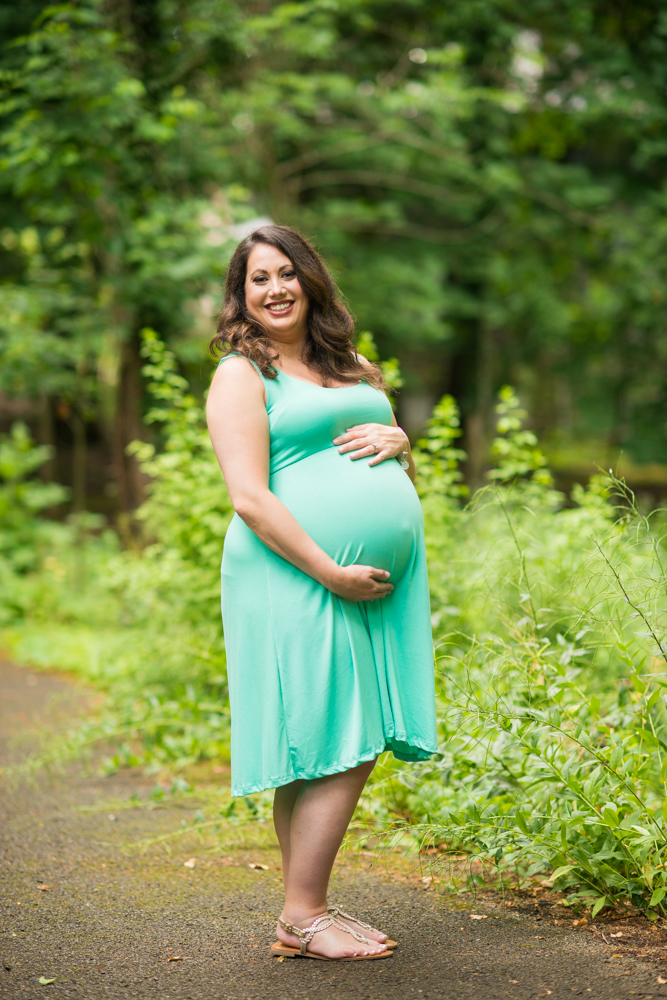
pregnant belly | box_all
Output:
[270,448,423,582]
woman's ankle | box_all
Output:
[280,903,328,926]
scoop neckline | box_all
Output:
[276,368,363,390]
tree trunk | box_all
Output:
[70,409,87,513]
[113,336,149,514]
[465,318,495,491]
[38,394,55,483]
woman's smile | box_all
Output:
[265,299,295,315]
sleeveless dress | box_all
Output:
[218,355,437,797]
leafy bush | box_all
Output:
[364,392,667,918]
[129,329,233,571]
[0,422,71,626]
[0,422,68,572]
[2,333,231,768]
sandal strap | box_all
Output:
[278,914,335,955]
[277,913,371,956]
[327,904,375,933]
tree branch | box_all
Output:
[310,212,503,244]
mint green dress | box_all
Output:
[218,356,437,797]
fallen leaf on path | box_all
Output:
[470,914,487,920]
[183,859,196,868]
[167,956,183,962]
[610,932,624,938]
[276,956,287,962]
[38,977,55,985]
[36,885,54,891]
[612,953,622,958]
[658,976,667,984]
[573,918,588,926]
[509,980,519,984]
[248,863,269,870]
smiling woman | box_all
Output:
[211,225,386,390]
[206,225,436,962]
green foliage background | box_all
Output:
[2,0,667,506]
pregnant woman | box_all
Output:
[206,225,437,961]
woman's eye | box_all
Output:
[282,270,296,279]
[253,275,268,283]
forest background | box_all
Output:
[3,0,667,920]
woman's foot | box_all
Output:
[327,905,388,945]
[276,911,388,959]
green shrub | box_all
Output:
[0,422,68,573]
[366,393,667,918]
[2,332,231,768]
[0,422,71,625]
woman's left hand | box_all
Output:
[333,423,409,467]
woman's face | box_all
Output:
[244,243,308,344]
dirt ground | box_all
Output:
[2,658,667,1000]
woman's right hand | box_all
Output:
[325,564,394,602]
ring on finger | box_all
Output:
[370,442,379,454]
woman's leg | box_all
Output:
[273,758,386,959]
[273,777,304,883]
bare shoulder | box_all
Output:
[211,355,262,381]
[207,357,267,425]
[210,356,264,393]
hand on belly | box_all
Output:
[324,563,395,602]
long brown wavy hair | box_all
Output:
[210,225,386,390]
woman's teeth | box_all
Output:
[266,302,292,313]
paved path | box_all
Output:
[1,658,667,1000]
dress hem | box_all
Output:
[230,734,437,798]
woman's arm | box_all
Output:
[206,358,394,602]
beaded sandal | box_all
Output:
[271,913,393,961]
[327,904,398,950]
